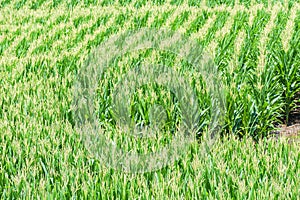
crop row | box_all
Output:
[0,2,299,62]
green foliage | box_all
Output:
[0,0,300,198]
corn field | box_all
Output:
[0,0,300,199]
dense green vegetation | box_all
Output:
[0,0,299,198]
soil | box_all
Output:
[270,93,300,143]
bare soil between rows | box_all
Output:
[271,93,300,143]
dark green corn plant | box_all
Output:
[271,31,300,125]
[247,62,284,139]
